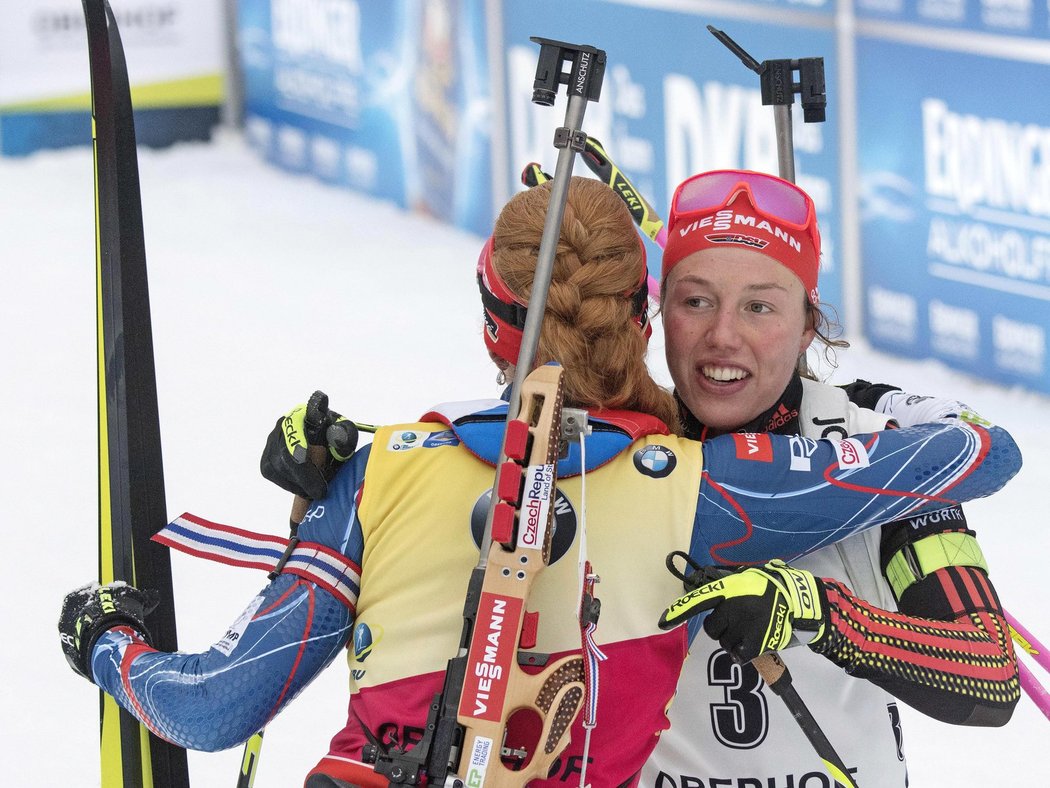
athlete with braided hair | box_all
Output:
[646,170,1020,788]
[60,177,1020,788]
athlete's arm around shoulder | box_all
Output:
[835,382,1022,725]
[689,410,1021,566]
[84,449,372,752]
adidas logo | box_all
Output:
[766,404,798,431]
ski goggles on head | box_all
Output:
[477,234,652,367]
[662,170,821,304]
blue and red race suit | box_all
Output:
[89,399,1020,786]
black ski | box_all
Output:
[82,1,190,786]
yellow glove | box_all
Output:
[659,560,827,662]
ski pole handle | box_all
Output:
[580,136,666,247]
[288,389,352,525]
[704,25,826,184]
[695,564,857,788]
[751,652,787,686]
[290,444,328,524]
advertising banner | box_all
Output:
[0,0,224,155]
[238,0,492,235]
[855,0,1050,38]
[857,35,1050,393]
[498,1,842,305]
[734,0,833,12]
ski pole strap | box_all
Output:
[154,513,361,610]
[883,532,988,600]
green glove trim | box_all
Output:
[281,404,310,463]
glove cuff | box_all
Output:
[81,613,152,683]
[795,578,830,648]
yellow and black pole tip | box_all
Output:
[522,162,551,188]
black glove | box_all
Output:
[59,582,158,682]
[260,390,359,500]
[658,560,828,663]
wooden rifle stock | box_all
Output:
[367,366,585,787]
[452,365,584,786]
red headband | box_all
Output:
[477,235,652,366]
[662,171,821,304]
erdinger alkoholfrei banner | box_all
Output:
[0,0,223,155]
[237,0,493,236]
[855,0,1050,38]
[498,0,842,309]
[857,36,1050,394]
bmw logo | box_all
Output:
[634,445,677,478]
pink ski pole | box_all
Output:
[1005,609,1050,721]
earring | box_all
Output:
[496,369,508,386]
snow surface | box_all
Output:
[4,133,1048,786]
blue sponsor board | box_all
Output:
[857,36,1050,393]
[855,0,1050,38]
[734,0,833,11]
[238,0,492,235]
[497,1,843,308]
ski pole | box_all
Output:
[1006,610,1050,676]
[524,135,665,303]
[500,38,605,438]
[235,731,263,788]
[1005,611,1050,722]
[237,395,372,786]
[750,653,857,788]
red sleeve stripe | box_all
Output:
[833,608,1010,665]
[829,585,1003,649]
[937,566,1002,616]
[268,581,315,720]
[117,630,170,741]
[822,460,953,506]
[970,567,1002,612]
[825,588,1015,682]
[703,472,758,565]
[938,425,991,496]
[257,583,301,617]
[955,565,990,610]
[937,568,967,616]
